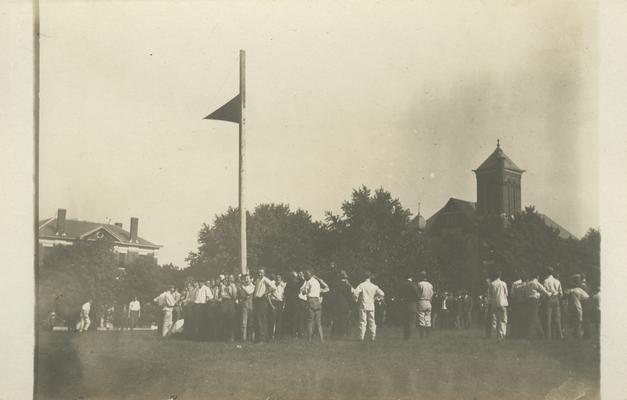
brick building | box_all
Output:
[38,209,161,267]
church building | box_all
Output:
[423,141,575,292]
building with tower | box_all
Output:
[426,141,574,238]
[423,141,575,291]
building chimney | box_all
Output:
[56,209,67,235]
[114,222,123,228]
[130,217,139,243]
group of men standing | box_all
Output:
[153,268,390,343]
[484,267,600,341]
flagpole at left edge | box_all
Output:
[239,50,247,276]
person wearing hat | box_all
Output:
[332,270,354,338]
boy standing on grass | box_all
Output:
[129,296,141,330]
[354,271,385,342]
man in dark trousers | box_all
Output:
[332,270,354,338]
[398,275,419,340]
[253,268,276,343]
[283,271,302,338]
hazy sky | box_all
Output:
[39,1,599,266]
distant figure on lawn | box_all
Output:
[416,271,434,339]
[154,285,177,337]
[354,270,385,342]
[77,299,92,333]
[129,297,141,330]
[462,290,473,329]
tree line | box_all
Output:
[38,185,600,323]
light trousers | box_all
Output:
[162,307,173,337]
[491,306,508,339]
[78,312,91,332]
[359,309,376,341]
[545,296,563,339]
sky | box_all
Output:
[38,0,599,267]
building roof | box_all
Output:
[425,198,577,240]
[426,198,477,228]
[538,213,578,240]
[38,218,161,248]
[474,142,524,173]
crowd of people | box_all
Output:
[152,268,389,343]
[71,265,599,344]
[481,267,601,341]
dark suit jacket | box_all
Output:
[334,279,354,313]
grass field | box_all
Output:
[35,327,599,400]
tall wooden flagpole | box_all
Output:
[239,50,247,276]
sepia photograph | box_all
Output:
[6,0,614,398]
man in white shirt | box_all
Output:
[192,280,213,340]
[78,299,93,332]
[128,297,141,330]
[268,274,286,340]
[354,271,385,342]
[253,269,276,342]
[543,266,564,339]
[488,271,509,340]
[154,286,177,337]
[300,269,329,342]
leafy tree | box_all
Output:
[187,204,324,278]
[38,241,120,323]
[323,186,414,291]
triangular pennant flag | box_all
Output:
[204,94,241,123]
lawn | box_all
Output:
[35,327,599,400]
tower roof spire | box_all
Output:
[473,140,524,173]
